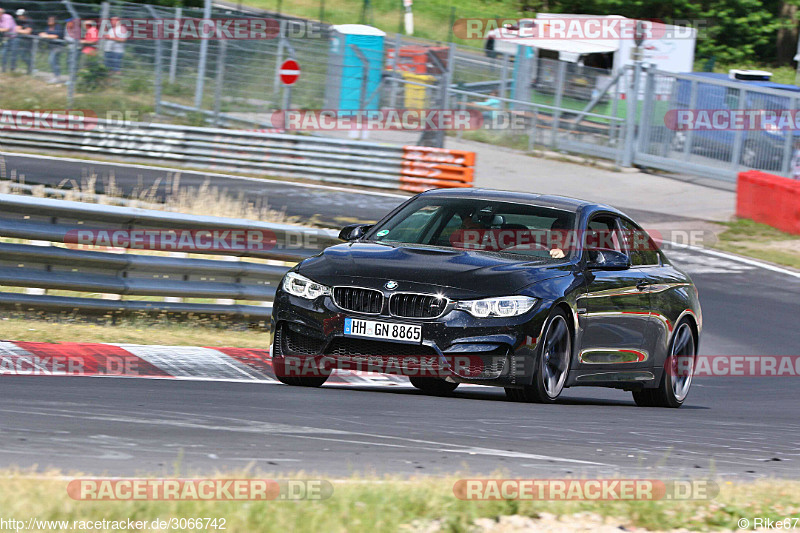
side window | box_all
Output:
[618,218,660,267]
[586,216,623,253]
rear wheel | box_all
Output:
[505,309,572,403]
[410,377,458,395]
[632,321,696,408]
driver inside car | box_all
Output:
[548,217,570,259]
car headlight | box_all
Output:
[282,272,331,300]
[456,296,537,318]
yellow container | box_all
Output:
[401,72,436,109]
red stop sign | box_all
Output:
[279,59,300,85]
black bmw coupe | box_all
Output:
[270,189,702,408]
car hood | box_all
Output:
[296,242,573,297]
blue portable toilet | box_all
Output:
[325,24,386,111]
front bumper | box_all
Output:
[270,288,548,386]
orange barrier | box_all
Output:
[736,170,800,235]
[385,46,449,75]
[400,146,476,193]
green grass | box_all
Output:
[0,316,270,347]
[251,0,521,44]
[0,71,157,122]
[713,218,800,269]
[0,471,798,532]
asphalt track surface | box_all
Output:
[1,153,799,478]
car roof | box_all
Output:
[418,188,626,217]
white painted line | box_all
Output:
[288,433,607,465]
[0,151,410,200]
[666,240,800,280]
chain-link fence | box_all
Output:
[3,0,800,182]
[635,69,800,180]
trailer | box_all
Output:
[486,14,696,96]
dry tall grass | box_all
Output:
[0,157,294,224]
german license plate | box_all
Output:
[344,318,422,344]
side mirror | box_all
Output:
[338,224,373,241]
[586,249,631,271]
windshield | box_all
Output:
[367,197,577,259]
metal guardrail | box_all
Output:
[0,118,475,190]
[0,193,341,319]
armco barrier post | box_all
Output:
[194,0,212,108]
[213,40,227,125]
[550,60,566,148]
[145,4,163,115]
[168,7,181,84]
[622,63,641,168]
[272,20,286,108]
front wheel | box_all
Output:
[506,309,572,403]
[410,377,458,395]
[632,321,696,408]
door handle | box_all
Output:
[636,280,650,292]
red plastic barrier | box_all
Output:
[736,170,800,234]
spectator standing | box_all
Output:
[63,18,79,78]
[39,16,65,83]
[81,20,98,56]
[473,91,502,125]
[0,7,18,73]
[103,16,127,73]
[13,9,33,73]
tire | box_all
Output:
[508,308,572,403]
[632,320,696,408]
[410,377,459,395]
